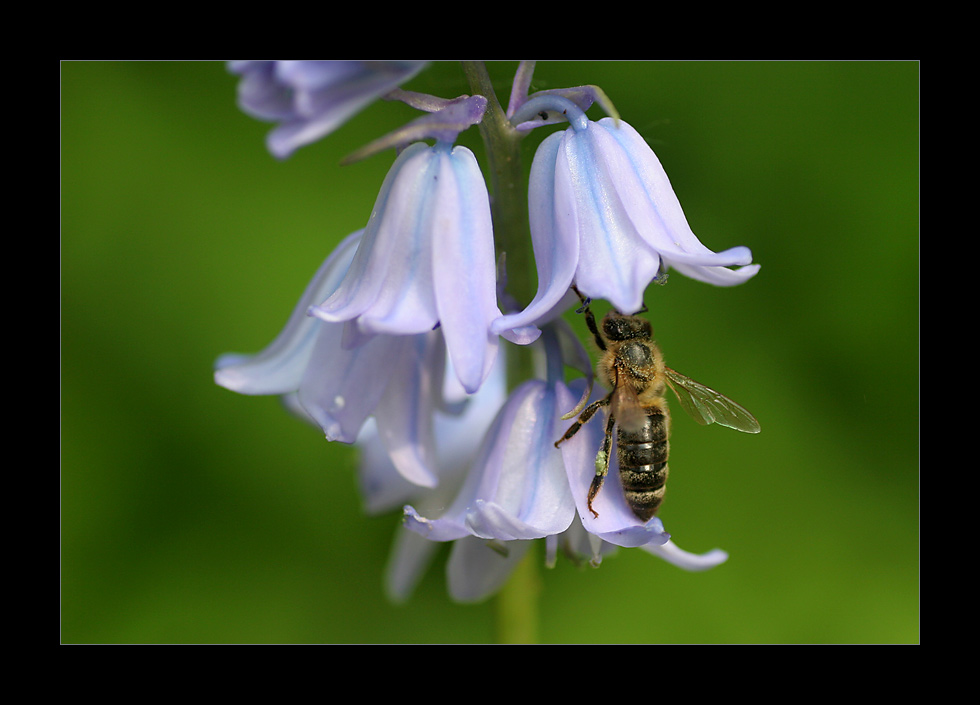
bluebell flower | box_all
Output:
[309,140,505,395]
[214,226,519,601]
[213,230,362,399]
[403,377,578,543]
[229,60,428,158]
[355,355,510,601]
[493,98,760,336]
[215,231,458,489]
[400,375,582,601]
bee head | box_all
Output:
[602,311,652,342]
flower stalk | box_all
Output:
[494,546,541,644]
[462,61,542,643]
[461,63,535,320]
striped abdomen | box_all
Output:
[617,408,670,521]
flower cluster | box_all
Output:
[216,61,757,602]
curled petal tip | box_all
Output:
[497,322,542,346]
[642,540,729,571]
[523,115,760,309]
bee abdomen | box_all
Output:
[618,411,669,521]
[619,454,669,521]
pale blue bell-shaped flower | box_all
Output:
[215,231,456,490]
[229,60,428,158]
[395,322,582,602]
[213,230,362,398]
[309,141,501,395]
[493,109,760,335]
[355,350,510,602]
[403,377,578,543]
[214,228,521,602]
[355,349,505,516]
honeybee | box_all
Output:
[556,289,760,521]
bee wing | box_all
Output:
[610,375,647,432]
[665,368,761,433]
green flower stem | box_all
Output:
[461,62,537,385]
[461,62,537,393]
[461,62,535,313]
[494,545,541,644]
[462,61,541,644]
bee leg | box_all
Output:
[570,286,606,352]
[555,396,609,447]
[587,411,617,518]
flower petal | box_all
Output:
[403,504,470,542]
[555,382,671,548]
[641,539,729,571]
[311,143,439,335]
[229,60,428,159]
[371,332,444,488]
[669,260,761,287]
[596,118,760,280]
[213,230,361,395]
[354,418,423,514]
[296,329,406,444]
[403,379,576,542]
[446,536,531,604]
[432,145,501,393]
[230,61,294,121]
[384,524,442,603]
[465,499,563,542]
[314,142,501,394]
[561,124,663,315]
[491,132,580,335]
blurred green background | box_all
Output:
[61,61,919,644]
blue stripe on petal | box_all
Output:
[432,145,500,393]
[562,125,661,314]
[492,131,580,335]
[312,143,440,334]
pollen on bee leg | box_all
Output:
[595,449,608,475]
[587,451,608,518]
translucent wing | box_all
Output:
[610,374,647,433]
[665,368,760,433]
